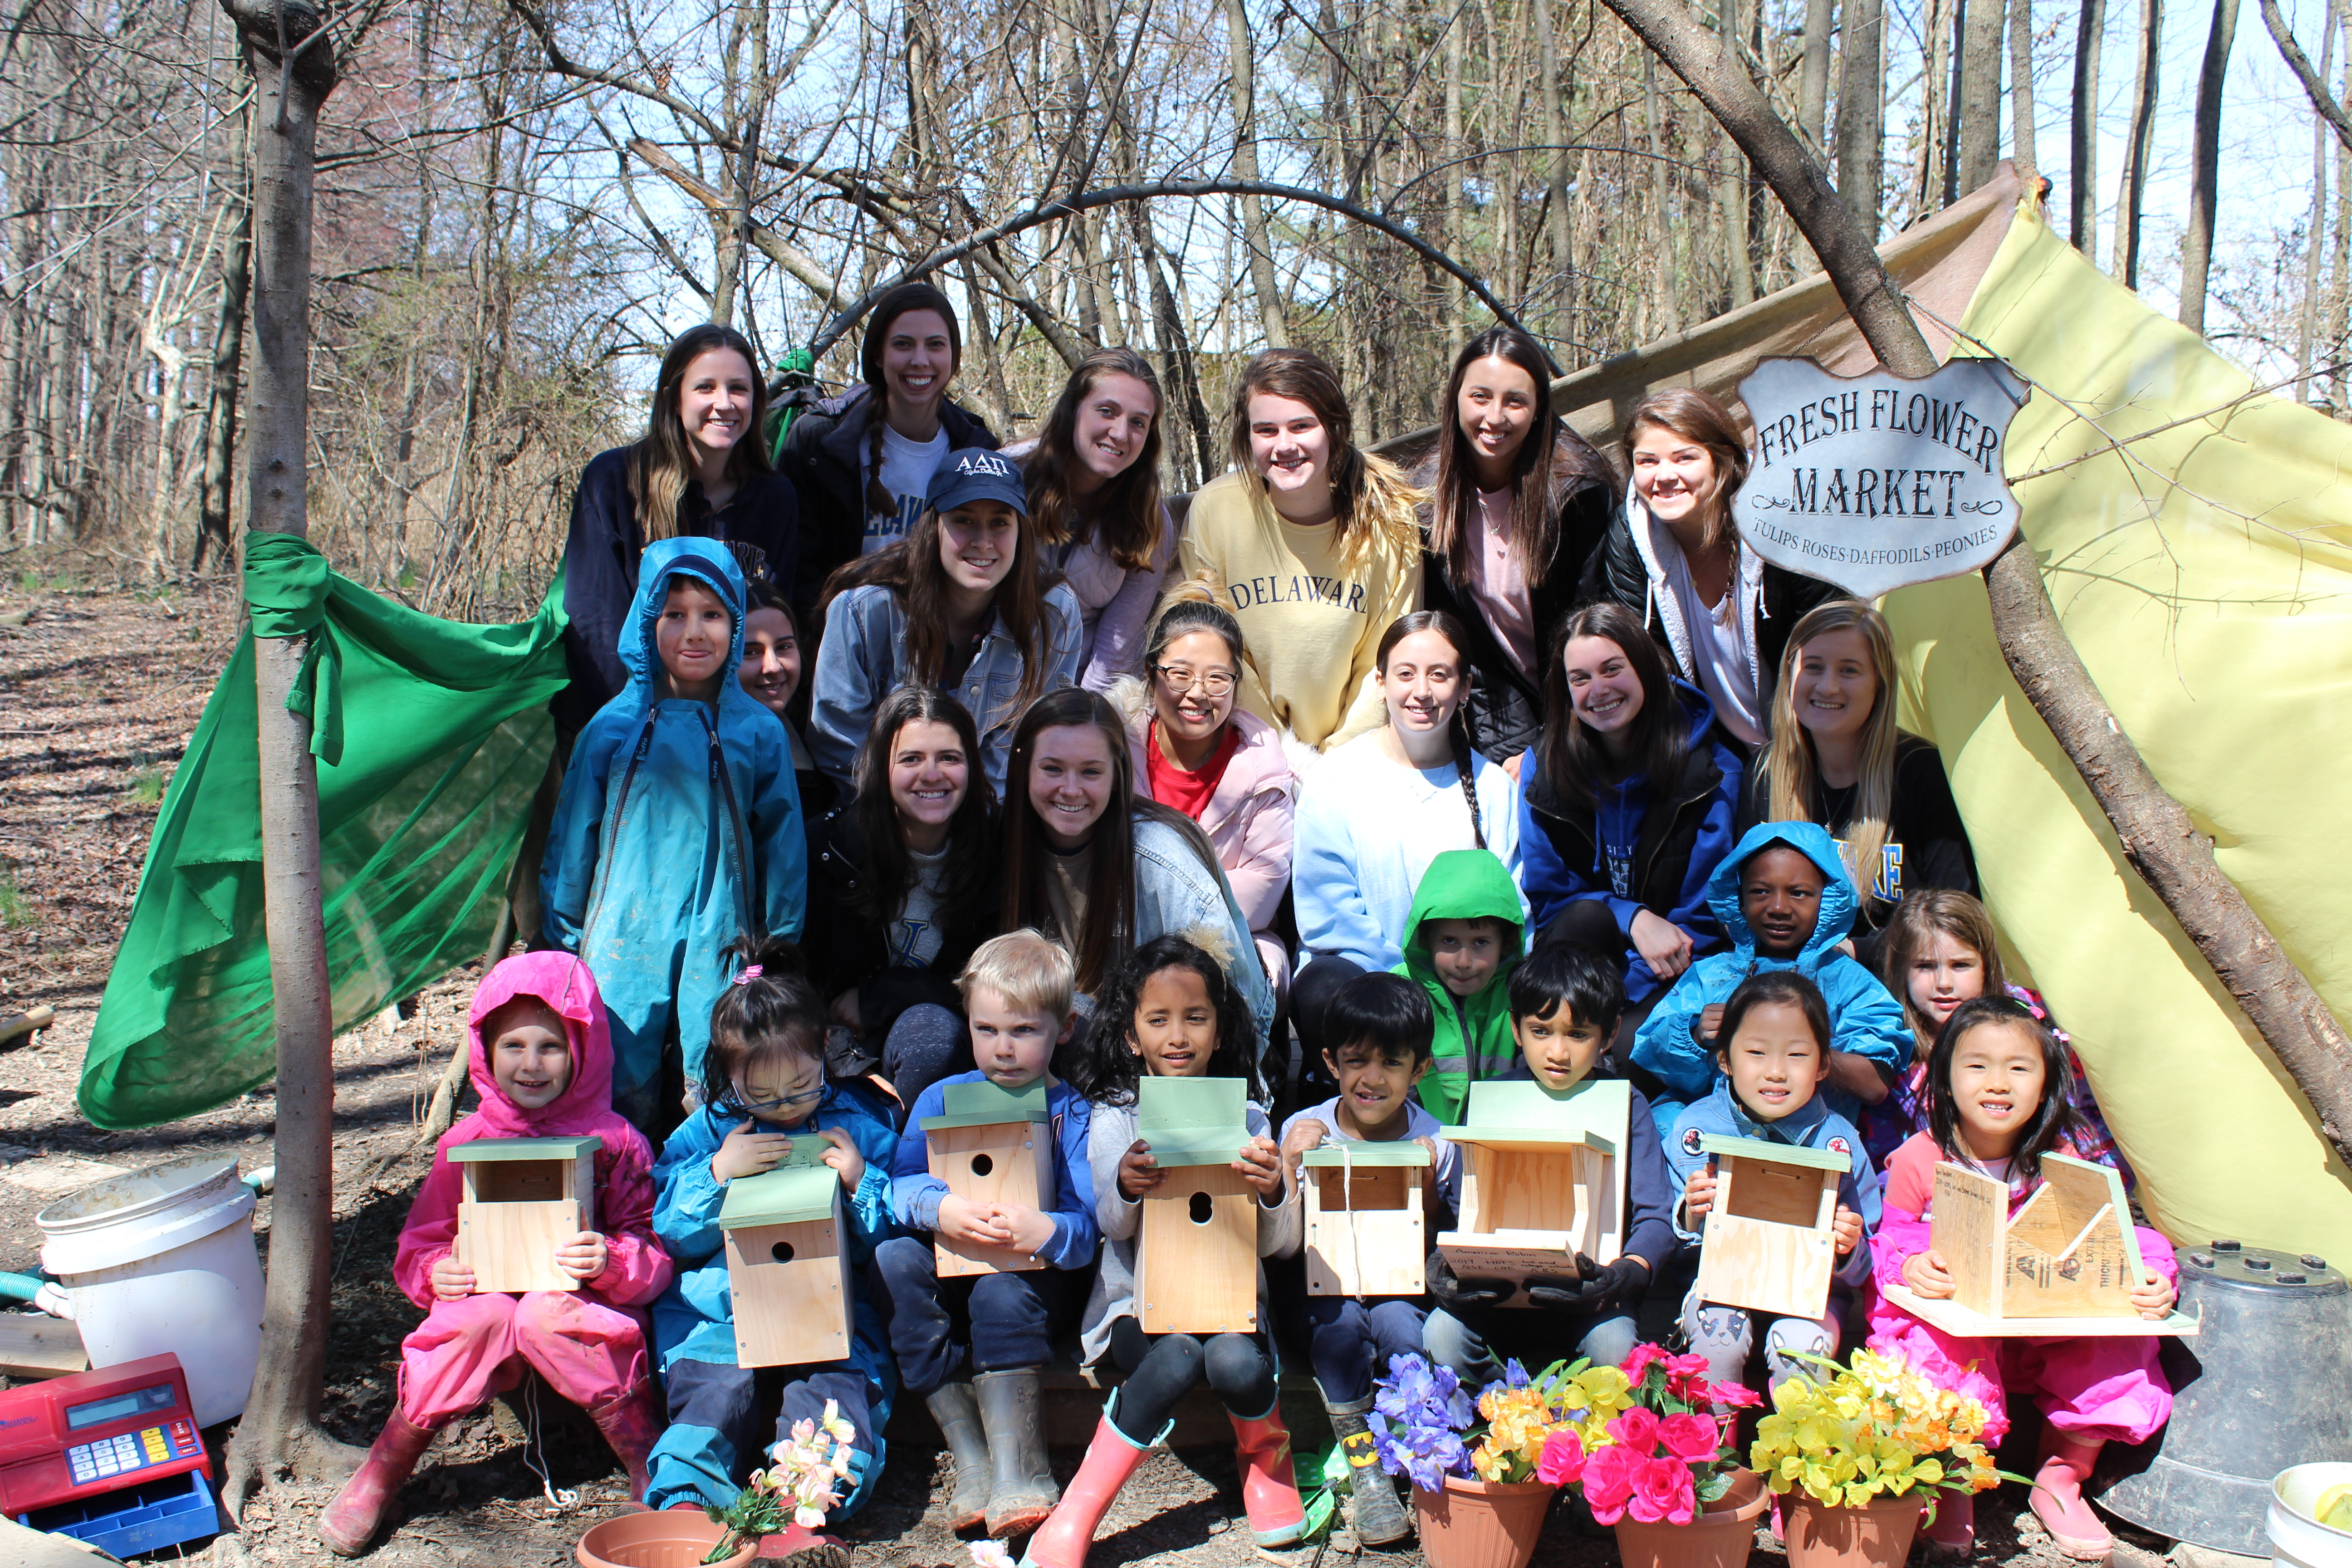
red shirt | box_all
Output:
[1145,721,1239,820]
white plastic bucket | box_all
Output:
[2271,1463,2352,1568]
[37,1155,263,1427]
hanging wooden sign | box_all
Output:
[1731,356,2029,599]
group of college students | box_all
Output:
[313,285,2174,1568]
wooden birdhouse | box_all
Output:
[1302,1141,1429,1297]
[921,1078,1056,1276]
[720,1140,852,1367]
[1136,1078,1259,1335]
[1436,1079,1627,1308]
[1879,1154,2199,1338]
[451,1135,601,1294]
[1691,1134,1845,1319]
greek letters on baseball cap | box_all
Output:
[926,448,1029,517]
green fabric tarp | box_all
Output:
[79,535,569,1129]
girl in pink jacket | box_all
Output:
[319,953,675,1556]
[1866,995,2175,1563]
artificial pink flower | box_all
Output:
[1581,1443,1638,1524]
[1536,1431,1587,1486]
[1659,1412,1722,1462]
[1609,1405,1662,1453]
[1632,1456,1697,1524]
[1705,1380,1765,1410]
[1619,1343,1667,1384]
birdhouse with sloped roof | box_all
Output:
[1691,1134,1845,1319]
[1136,1077,1259,1335]
[921,1078,1054,1277]
[720,1140,851,1367]
[452,1135,601,1294]
[1435,1079,1627,1308]
[1303,1140,1430,1297]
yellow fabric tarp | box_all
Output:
[1885,203,2352,1260]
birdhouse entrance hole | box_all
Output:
[970,1153,994,1177]
[1189,1191,1214,1224]
[769,1240,795,1264]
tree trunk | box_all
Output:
[2179,0,2239,333]
[1799,0,1833,149]
[212,0,359,1514]
[1834,0,1884,232]
[2116,0,2164,288]
[2071,0,2105,255]
[1719,0,1755,306]
[1955,0,2005,195]
[2297,10,2332,402]
[1593,0,2352,1170]
[2011,0,2040,188]
[195,90,253,577]
[1444,8,1467,359]
[1225,0,1287,347]
[1534,0,1579,323]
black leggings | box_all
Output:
[1105,1316,1275,1443]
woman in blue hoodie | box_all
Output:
[542,537,808,1132]
[1519,603,1742,1024]
[1629,819,1909,1133]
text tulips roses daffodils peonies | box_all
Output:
[1748,1350,2004,1509]
[1534,1342,1764,1525]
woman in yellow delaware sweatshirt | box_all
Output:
[1176,349,1423,769]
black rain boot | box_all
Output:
[975,1368,1059,1538]
[926,1378,994,1532]
[1323,1389,1412,1546]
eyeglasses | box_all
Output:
[734,1080,826,1113]
[1153,664,1237,696]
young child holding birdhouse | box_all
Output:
[1632,820,1910,1133]
[1028,935,1301,1568]
[639,944,900,1559]
[1666,970,1880,1399]
[1275,970,1460,1548]
[542,537,808,1135]
[870,931,1098,1542]
[320,954,673,1558]
[1390,847,1528,1124]
[1866,995,2177,1561]
[1422,946,1679,1396]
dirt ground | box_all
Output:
[0,579,2204,1568]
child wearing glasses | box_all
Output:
[640,943,902,1561]
[1116,589,1297,1004]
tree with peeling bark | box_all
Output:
[211,0,366,1516]
[1589,0,2352,1169]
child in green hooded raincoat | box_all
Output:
[1390,848,1528,1123]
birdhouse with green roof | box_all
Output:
[1690,1133,1845,1320]
[1136,1077,1259,1335]
[720,1138,850,1367]
[1302,1140,1430,1297]
[920,1078,1055,1277]
[452,1134,602,1294]
[1434,1079,1628,1308]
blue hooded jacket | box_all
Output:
[541,538,807,1106]
[1629,820,1909,1134]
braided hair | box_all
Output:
[858,282,963,518]
[1376,609,1486,849]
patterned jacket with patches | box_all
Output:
[1662,1077,1882,1289]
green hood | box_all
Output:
[1395,849,1527,1125]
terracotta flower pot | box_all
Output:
[575,1511,757,1568]
[1412,1475,1557,1568]
[1615,1467,1772,1568]
[1780,1488,1927,1568]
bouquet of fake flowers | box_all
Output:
[1748,1349,2004,1509]
[1532,1341,1763,1525]
[700,1398,861,1563]
[1370,1352,1637,1490]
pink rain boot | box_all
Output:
[1228,1402,1305,1548]
[2032,1432,2114,1560]
[1923,1491,1976,1559]
[318,1411,441,1556]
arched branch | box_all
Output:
[809,179,1554,372]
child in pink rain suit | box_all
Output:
[318,953,674,1556]
[1866,994,2176,1563]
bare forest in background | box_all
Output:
[9,0,2352,616]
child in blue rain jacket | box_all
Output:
[642,949,898,1558]
[1629,819,1909,1134]
[542,536,806,1130]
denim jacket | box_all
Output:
[1130,817,1277,1057]
[809,579,1084,795]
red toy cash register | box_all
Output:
[0,1352,218,1556]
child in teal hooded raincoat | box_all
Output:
[543,538,807,1128]
[1629,819,1909,1135]
[1391,848,1528,1124]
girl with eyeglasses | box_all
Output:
[1115,591,1297,1004]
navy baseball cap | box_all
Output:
[927,448,1029,517]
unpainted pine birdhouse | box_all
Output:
[720,1140,853,1367]
[1136,1077,1259,1335]
[921,1078,1056,1276]
[1878,1154,2198,1338]
[1302,1141,1429,1297]
[1436,1078,1627,1308]
[452,1135,602,1294]
[1691,1134,1844,1319]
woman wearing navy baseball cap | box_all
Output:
[810,447,1083,793]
